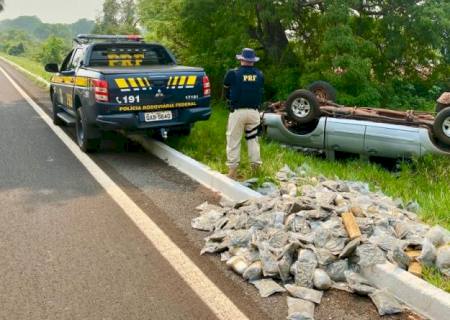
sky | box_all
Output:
[0,0,105,24]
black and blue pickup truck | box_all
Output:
[45,34,211,152]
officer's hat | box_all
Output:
[236,48,260,62]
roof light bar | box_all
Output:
[74,34,144,44]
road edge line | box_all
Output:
[0,65,249,320]
[3,57,450,320]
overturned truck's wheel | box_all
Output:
[433,108,450,146]
[285,89,321,124]
[436,103,449,113]
[307,80,337,103]
[436,92,450,113]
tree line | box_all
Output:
[0,15,94,64]
[136,0,449,109]
[1,0,448,109]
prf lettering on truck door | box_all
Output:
[107,53,145,67]
[243,75,257,82]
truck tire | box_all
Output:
[307,81,337,103]
[285,89,321,124]
[76,107,100,153]
[436,102,449,113]
[52,93,65,126]
[433,108,450,146]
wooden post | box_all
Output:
[408,262,422,278]
[405,250,421,259]
[342,211,362,240]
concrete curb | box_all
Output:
[362,263,450,320]
[3,56,449,320]
[129,135,262,202]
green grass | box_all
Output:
[3,54,448,292]
[169,104,450,292]
[0,53,52,84]
[170,105,450,230]
[423,266,450,292]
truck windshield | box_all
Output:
[88,44,175,67]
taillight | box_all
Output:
[203,75,211,97]
[91,79,109,102]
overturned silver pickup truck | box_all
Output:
[263,82,450,159]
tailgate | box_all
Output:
[107,72,204,112]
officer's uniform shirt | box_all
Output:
[224,66,264,109]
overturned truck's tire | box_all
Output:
[436,92,450,113]
[307,80,337,103]
[285,89,321,124]
[436,103,449,113]
[433,108,450,146]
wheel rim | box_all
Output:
[291,97,311,118]
[443,117,450,138]
[76,111,84,145]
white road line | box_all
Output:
[0,66,249,320]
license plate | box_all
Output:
[144,111,173,122]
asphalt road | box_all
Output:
[0,59,422,320]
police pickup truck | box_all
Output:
[45,34,211,152]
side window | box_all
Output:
[60,50,74,72]
[69,49,84,70]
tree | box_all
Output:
[137,0,450,106]
[120,0,139,33]
[0,0,4,12]
[36,36,69,65]
[93,0,121,34]
[0,29,34,56]
[93,0,138,34]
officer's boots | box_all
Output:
[227,167,238,180]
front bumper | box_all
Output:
[96,107,211,131]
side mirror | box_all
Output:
[45,63,59,73]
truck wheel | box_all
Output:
[436,103,449,113]
[76,107,100,153]
[285,89,321,124]
[433,108,450,146]
[307,81,337,103]
[52,93,65,126]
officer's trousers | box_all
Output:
[226,108,262,169]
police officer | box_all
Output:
[224,48,264,179]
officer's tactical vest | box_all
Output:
[227,66,264,109]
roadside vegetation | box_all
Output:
[0,52,52,81]
[169,105,450,230]
[170,103,450,292]
[1,0,448,290]
[139,0,449,110]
